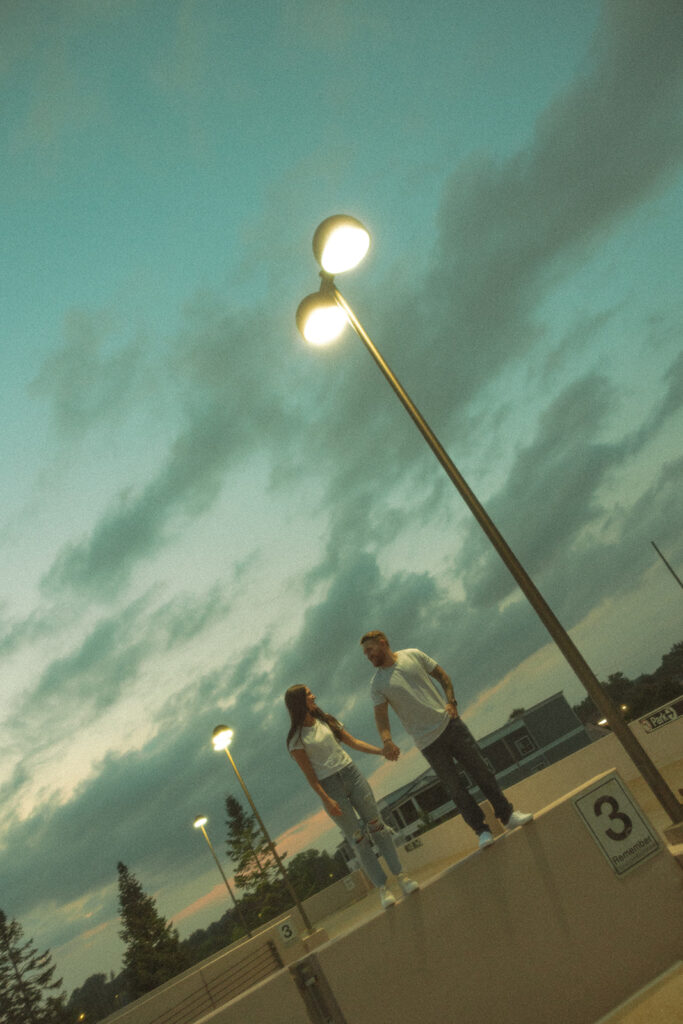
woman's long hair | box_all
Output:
[285,685,343,749]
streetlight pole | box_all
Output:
[193,816,252,938]
[212,727,315,933]
[296,216,683,826]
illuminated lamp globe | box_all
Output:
[312,215,370,274]
[193,815,208,829]
[296,292,348,345]
[212,725,234,751]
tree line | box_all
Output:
[2,792,347,1023]
[5,639,681,1023]
[571,640,682,725]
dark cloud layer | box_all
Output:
[30,310,146,434]
[429,0,682,381]
[36,2,683,615]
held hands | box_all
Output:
[445,700,459,719]
[382,738,400,761]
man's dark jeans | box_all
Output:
[421,717,512,834]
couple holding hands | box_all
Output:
[285,632,533,909]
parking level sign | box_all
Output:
[277,919,298,944]
[573,774,661,876]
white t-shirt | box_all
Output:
[288,719,352,780]
[370,648,450,750]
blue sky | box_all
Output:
[1,0,682,994]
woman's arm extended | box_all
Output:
[339,728,397,758]
[290,747,342,817]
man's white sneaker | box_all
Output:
[505,810,533,831]
[397,872,419,895]
[379,885,396,909]
[478,830,494,849]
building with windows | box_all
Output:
[337,691,595,863]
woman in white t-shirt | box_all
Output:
[285,684,419,909]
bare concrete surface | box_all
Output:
[595,962,683,1023]
[309,820,683,1024]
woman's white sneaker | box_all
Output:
[397,872,419,895]
[379,885,396,909]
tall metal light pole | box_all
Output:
[296,214,683,826]
[192,815,253,938]
[211,726,315,933]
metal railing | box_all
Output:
[117,940,284,1024]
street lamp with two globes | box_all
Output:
[295,214,682,826]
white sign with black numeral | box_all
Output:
[277,919,298,944]
[573,773,661,876]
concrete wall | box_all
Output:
[101,917,324,1024]
[285,868,373,929]
[98,871,372,1024]
[197,966,309,1024]
[198,769,683,1024]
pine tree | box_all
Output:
[116,863,188,1000]
[224,796,287,918]
[0,909,70,1024]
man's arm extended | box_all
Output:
[429,664,459,718]
[374,701,400,760]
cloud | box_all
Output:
[40,414,231,599]
[3,4,101,154]
[25,595,155,715]
[39,299,304,600]
[33,3,683,619]
[152,585,231,649]
[384,0,683,413]
[1,706,227,930]
[5,585,232,760]
[31,310,146,434]
[458,373,624,608]
[642,348,683,437]
[0,604,63,658]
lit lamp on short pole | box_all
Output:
[211,726,314,933]
[193,814,252,938]
[296,214,682,825]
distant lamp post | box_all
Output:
[211,726,314,933]
[192,815,252,938]
[295,214,683,826]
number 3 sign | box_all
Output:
[573,772,661,876]
[278,919,298,944]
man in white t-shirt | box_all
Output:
[361,630,533,848]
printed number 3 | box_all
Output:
[594,795,633,841]
[281,923,294,939]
